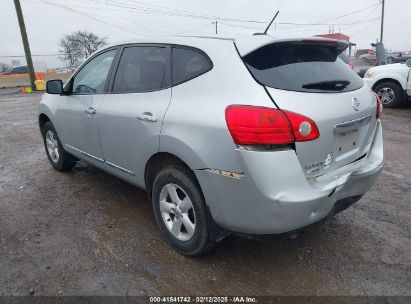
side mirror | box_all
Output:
[406,59,411,68]
[46,79,64,95]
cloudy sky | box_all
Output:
[1,0,410,68]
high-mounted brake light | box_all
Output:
[302,39,338,45]
[225,105,320,145]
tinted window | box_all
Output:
[243,43,363,93]
[113,46,168,93]
[73,50,116,94]
[172,47,212,85]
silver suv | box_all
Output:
[39,36,384,255]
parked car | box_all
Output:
[393,55,411,64]
[355,49,375,59]
[2,65,28,75]
[39,36,384,255]
[364,59,411,107]
[359,53,377,65]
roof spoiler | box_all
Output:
[236,37,349,57]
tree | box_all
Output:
[59,30,107,68]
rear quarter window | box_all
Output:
[243,42,364,93]
[172,46,213,86]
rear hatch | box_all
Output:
[241,39,379,177]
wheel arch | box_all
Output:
[372,78,407,102]
[39,113,51,134]
[372,78,405,91]
[144,152,198,196]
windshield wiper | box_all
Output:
[302,80,351,91]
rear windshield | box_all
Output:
[243,42,363,93]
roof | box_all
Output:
[102,34,349,58]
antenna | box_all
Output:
[254,11,280,35]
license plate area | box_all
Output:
[335,129,359,157]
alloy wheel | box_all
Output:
[377,87,395,105]
[159,183,196,241]
[45,130,59,163]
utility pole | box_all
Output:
[213,21,218,35]
[13,0,36,90]
[380,0,385,42]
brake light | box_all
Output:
[225,105,320,145]
[283,110,320,142]
[375,93,383,119]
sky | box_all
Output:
[1,0,410,68]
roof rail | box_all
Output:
[171,35,236,42]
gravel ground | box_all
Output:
[0,89,410,296]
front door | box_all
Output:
[57,49,117,164]
[99,45,172,186]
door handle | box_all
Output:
[137,112,157,122]
[85,107,97,115]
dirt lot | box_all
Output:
[0,89,410,296]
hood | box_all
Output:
[368,63,409,73]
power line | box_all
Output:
[40,0,152,36]
[26,0,384,39]
[317,2,381,23]
[59,0,268,24]
[177,22,214,35]
[120,0,267,24]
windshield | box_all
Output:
[243,42,363,93]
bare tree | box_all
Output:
[75,31,107,59]
[59,30,107,68]
[58,37,83,68]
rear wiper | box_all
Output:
[302,80,351,91]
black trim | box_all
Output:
[108,43,172,94]
[232,41,281,109]
[170,44,214,87]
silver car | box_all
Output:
[39,36,384,255]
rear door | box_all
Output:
[243,40,379,177]
[98,44,171,184]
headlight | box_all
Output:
[365,71,374,78]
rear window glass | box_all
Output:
[172,47,212,86]
[243,43,363,93]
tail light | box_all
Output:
[374,93,382,119]
[225,105,320,145]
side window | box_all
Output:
[72,49,116,94]
[172,47,212,86]
[112,46,168,93]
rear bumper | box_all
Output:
[195,121,383,235]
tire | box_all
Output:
[374,82,404,108]
[42,121,76,172]
[152,165,215,256]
